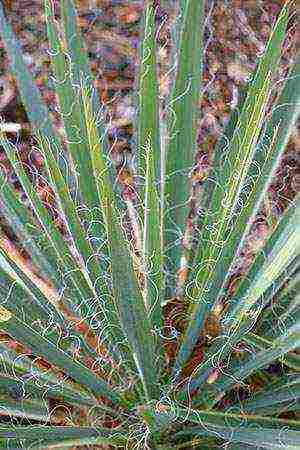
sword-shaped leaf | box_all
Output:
[0,247,104,363]
[0,344,100,411]
[0,2,70,182]
[194,322,300,409]
[257,266,300,339]
[174,2,291,373]
[137,1,164,332]
[147,405,300,448]
[45,0,109,230]
[0,426,127,449]
[35,132,104,291]
[0,395,50,422]
[177,196,299,394]
[0,133,101,324]
[243,333,300,371]
[0,306,123,405]
[164,0,205,295]
[81,83,159,400]
[232,373,300,415]
[0,169,60,288]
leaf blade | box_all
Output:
[164,0,205,295]
[177,196,300,394]
[148,406,300,448]
[0,426,127,449]
[138,1,164,332]
[0,309,123,405]
[81,83,159,400]
[0,2,70,181]
[45,0,108,219]
[174,3,292,372]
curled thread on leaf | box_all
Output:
[0,305,12,322]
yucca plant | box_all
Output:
[0,0,299,448]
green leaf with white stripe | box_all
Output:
[194,321,300,409]
[0,395,50,422]
[0,133,99,318]
[0,2,70,182]
[187,51,300,338]
[0,426,127,449]
[137,1,164,331]
[232,373,300,415]
[45,0,108,231]
[0,344,99,410]
[0,307,123,406]
[164,0,205,295]
[176,196,300,394]
[226,197,299,324]
[0,168,60,288]
[174,3,290,373]
[146,405,300,448]
[243,333,300,371]
[81,83,159,400]
[35,132,105,292]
